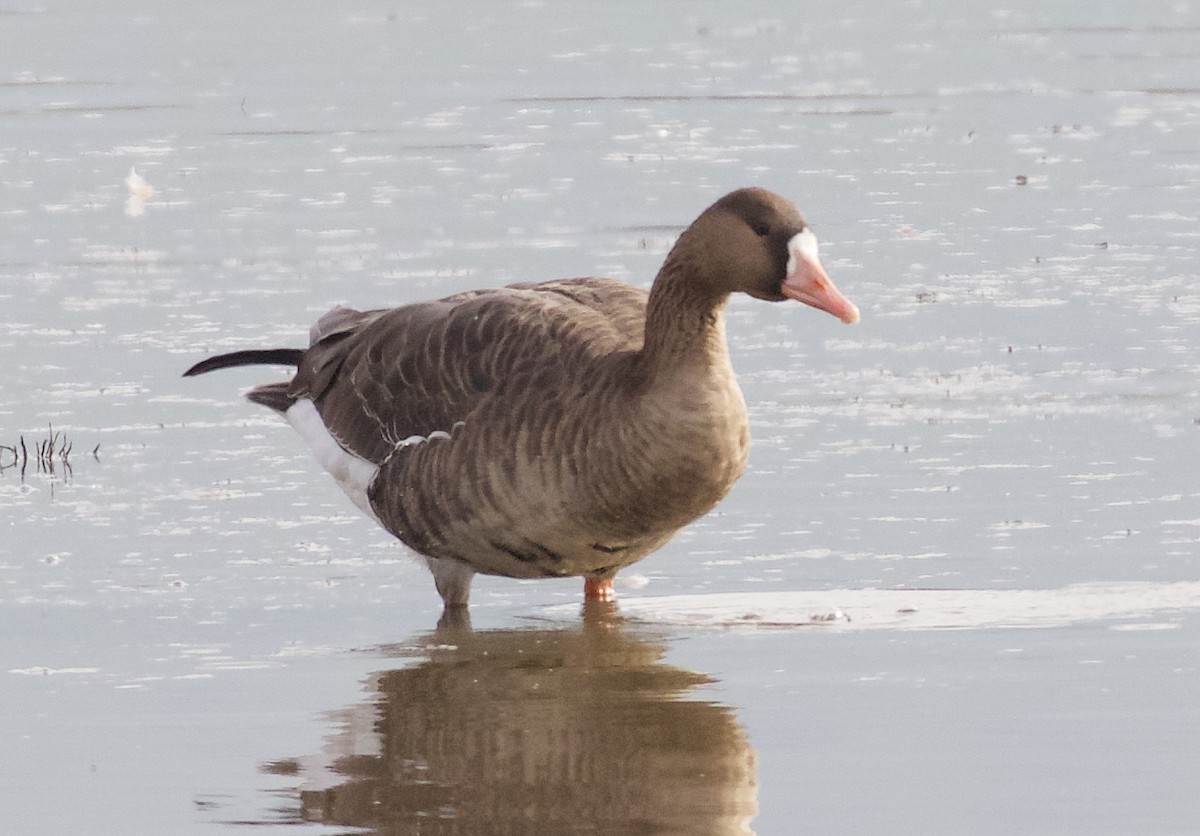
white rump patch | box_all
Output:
[786,228,821,274]
[285,399,381,523]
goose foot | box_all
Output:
[427,556,475,609]
[437,603,472,632]
[583,576,615,602]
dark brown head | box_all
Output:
[668,187,860,324]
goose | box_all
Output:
[185,187,859,614]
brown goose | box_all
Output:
[185,187,859,613]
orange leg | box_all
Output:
[583,576,615,602]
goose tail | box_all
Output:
[183,348,304,377]
[184,348,305,414]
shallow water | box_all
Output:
[2,1,1199,834]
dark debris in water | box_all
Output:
[0,423,98,479]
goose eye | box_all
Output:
[751,221,770,237]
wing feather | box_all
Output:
[289,278,647,465]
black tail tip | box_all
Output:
[182,348,305,378]
[183,358,217,377]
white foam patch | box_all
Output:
[542,581,1200,631]
[786,228,820,275]
[9,666,101,676]
[285,399,380,522]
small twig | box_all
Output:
[2,425,88,479]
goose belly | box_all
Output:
[460,528,671,580]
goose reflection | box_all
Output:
[267,607,757,834]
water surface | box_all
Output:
[2,1,1198,834]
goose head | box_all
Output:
[668,187,860,325]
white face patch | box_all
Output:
[786,228,821,275]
